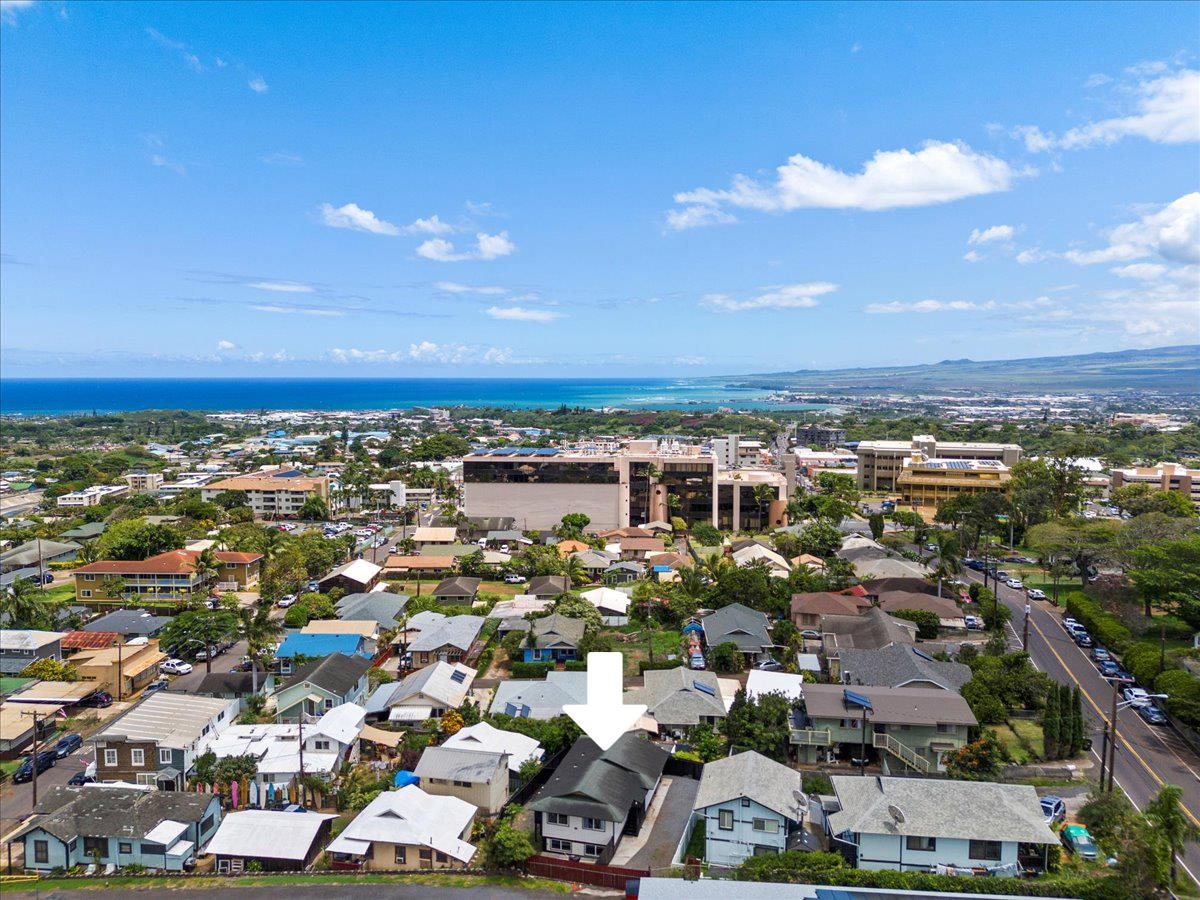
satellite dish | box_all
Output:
[887,804,906,824]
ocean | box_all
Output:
[0,378,836,415]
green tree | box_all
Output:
[160,608,238,674]
[1145,784,1198,887]
[1042,691,1061,760]
[212,490,249,511]
[722,688,792,763]
[550,593,603,629]
[868,512,885,540]
[1129,535,1200,625]
[260,546,308,603]
[797,521,843,558]
[96,517,184,560]
[689,722,725,762]
[237,604,284,693]
[1,578,62,630]
[298,494,330,521]
[928,532,961,598]
[891,608,940,640]
[213,754,259,784]
[557,513,591,538]
[487,819,536,869]
[691,522,723,547]
[1070,684,1085,757]
[710,640,744,674]
[283,592,337,627]
[1112,483,1197,519]
[20,657,79,681]
[944,732,1007,780]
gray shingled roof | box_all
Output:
[801,683,976,727]
[693,751,805,822]
[414,746,507,783]
[822,607,917,651]
[828,775,1059,846]
[489,671,587,719]
[16,784,215,843]
[83,609,173,636]
[433,576,482,598]
[335,593,409,628]
[408,615,484,653]
[529,735,669,822]
[627,667,727,726]
[527,575,572,597]
[701,602,771,654]
[837,645,972,691]
[282,652,371,696]
[531,614,585,650]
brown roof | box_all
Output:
[73,548,261,576]
[861,577,939,597]
[215,551,263,564]
[555,540,592,557]
[619,537,667,552]
[645,552,693,569]
[600,527,653,539]
[204,475,326,492]
[383,555,456,570]
[801,683,977,727]
[878,592,963,620]
[791,592,870,618]
[59,631,120,650]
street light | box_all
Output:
[1098,678,1169,793]
[1022,604,1031,653]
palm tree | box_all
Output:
[929,533,962,598]
[677,566,707,600]
[753,483,777,531]
[193,547,221,594]
[564,556,588,588]
[700,552,730,581]
[1,578,60,630]
[249,526,286,563]
[237,605,284,694]
[1145,784,1197,886]
[75,541,101,565]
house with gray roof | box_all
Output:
[529,734,669,864]
[527,575,572,598]
[0,629,63,675]
[0,539,81,573]
[274,653,371,722]
[523,613,585,663]
[836,645,971,692]
[572,549,618,579]
[626,666,726,735]
[335,592,409,629]
[364,661,475,723]
[13,783,221,872]
[83,609,174,641]
[693,751,806,866]
[701,602,772,664]
[59,522,108,542]
[603,561,644,584]
[827,775,1059,875]
[405,615,484,670]
[432,576,482,604]
[821,607,918,662]
[414,746,510,815]
[489,670,587,720]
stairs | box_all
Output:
[872,732,931,773]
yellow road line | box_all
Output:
[1025,613,1200,830]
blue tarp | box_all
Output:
[393,770,419,788]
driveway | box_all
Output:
[166,639,250,692]
[618,775,700,871]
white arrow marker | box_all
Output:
[563,652,647,752]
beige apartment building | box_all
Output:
[1110,462,1200,512]
[897,457,1012,512]
[462,440,788,532]
[124,471,165,493]
[200,474,329,517]
[855,435,1021,492]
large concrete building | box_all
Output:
[897,457,1012,513]
[854,435,1021,492]
[200,473,329,517]
[1110,462,1200,512]
[462,440,788,532]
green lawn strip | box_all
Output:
[990,724,1030,765]
[21,873,570,893]
[1009,718,1045,761]
[684,817,706,861]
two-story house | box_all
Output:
[790,684,976,774]
[0,630,63,675]
[93,693,239,788]
[836,645,972,692]
[692,751,806,866]
[522,614,585,664]
[529,734,669,864]
[827,775,1060,875]
[72,549,261,603]
[413,746,510,816]
[326,785,477,871]
[275,633,371,676]
[625,667,726,738]
[274,653,371,722]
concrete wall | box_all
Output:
[463,483,622,532]
[699,797,790,867]
[854,831,1019,873]
[421,772,508,816]
[366,838,472,871]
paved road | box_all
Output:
[4,884,584,899]
[963,567,1200,882]
[0,742,92,841]
[166,640,251,692]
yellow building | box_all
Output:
[897,457,1012,511]
[70,639,166,697]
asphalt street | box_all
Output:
[3,884,587,900]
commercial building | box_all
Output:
[125,471,165,493]
[200,473,330,517]
[896,457,1012,512]
[462,440,788,533]
[56,484,129,508]
[795,423,848,449]
[854,435,1021,492]
[1110,461,1200,512]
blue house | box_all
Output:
[692,751,806,866]
[522,614,585,664]
[275,633,371,675]
[13,784,221,873]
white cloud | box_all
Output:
[1110,263,1167,280]
[485,305,561,323]
[146,27,203,72]
[1064,193,1200,266]
[1016,67,1199,152]
[318,202,400,236]
[402,215,454,236]
[865,299,995,314]
[248,76,268,93]
[1085,73,1113,88]
[673,355,708,365]
[251,304,343,317]
[963,250,985,263]
[968,224,1016,245]
[435,281,507,295]
[262,151,303,166]
[404,341,513,364]
[216,339,236,350]
[416,231,516,262]
[1,0,35,23]
[702,282,838,313]
[668,141,1016,227]
[150,153,186,176]
[246,280,314,294]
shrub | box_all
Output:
[1064,592,1133,653]
[1154,669,1200,729]
[638,659,684,675]
[1122,642,1168,687]
[563,659,588,671]
[509,661,553,678]
[891,608,940,640]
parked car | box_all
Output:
[503,574,525,584]
[53,733,83,758]
[278,594,298,608]
[754,659,784,671]
[1062,824,1098,861]
[1090,646,1110,663]
[996,570,1010,580]
[1123,686,1151,707]
[12,750,58,783]
[1073,630,1093,648]
[1027,588,1046,600]
[964,614,984,630]
[78,690,113,709]
[689,652,706,670]
[1062,616,1081,632]
[1138,704,1169,726]
[305,581,321,593]
[964,558,984,571]
[1108,667,1133,683]
[1005,578,1024,590]
[161,658,193,675]
[1040,795,1066,827]
[143,678,170,695]
[1098,660,1122,678]
[67,771,96,786]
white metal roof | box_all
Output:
[204,810,336,861]
[325,785,476,863]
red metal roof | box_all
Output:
[59,630,120,650]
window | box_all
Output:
[118,842,133,854]
[936,723,957,734]
[741,798,751,807]
[83,837,109,857]
[136,773,158,786]
[394,847,407,865]
[81,589,93,598]
[142,843,165,855]
[418,848,432,860]
[131,749,145,766]
[546,813,569,826]
[906,836,937,852]
[67,839,77,853]
[752,818,780,834]
[103,749,118,766]
[969,840,1002,861]
[584,844,603,856]
[324,698,334,710]
[83,574,96,581]
[159,749,173,765]
[546,838,572,852]
[581,817,604,831]
[453,779,472,787]
[200,814,215,834]
[435,851,448,863]
[718,809,734,831]
[34,840,48,864]
[313,740,331,751]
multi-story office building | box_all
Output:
[1110,462,1200,512]
[710,434,766,469]
[56,484,129,508]
[462,440,788,532]
[795,423,847,449]
[200,473,329,517]
[124,471,165,493]
[855,435,1021,492]
[896,456,1012,512]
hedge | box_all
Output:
[1064,592,1133,653]
[508,661,553,678]
[563,660,588,671]
[638,659,684,675]
[1121,642,1165,688]
[1153,669,1200,730]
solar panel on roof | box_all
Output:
[843,688,873,711]
[492,448,515,456]
[535,448,560,456]
[693,680,716,696]
[450,669,467,683]
[515,448,538,456]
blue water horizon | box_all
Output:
[0,377,834,415]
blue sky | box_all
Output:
[1,1,1197,377]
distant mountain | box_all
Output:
[733,345,1200,394]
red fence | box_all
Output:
[526,855,647,891]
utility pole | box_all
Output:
[36,537,45,592]
[1023,604,1031,653]
[1106,679,1121,793]
[116,639,124,703]
[21,709,43,807]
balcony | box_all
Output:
[789,727,832,746]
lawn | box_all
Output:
[40,582,77,604]
[684,817,706,861]
[605,625,686,676]
[17,874,571,893]
[385,579,527,600]
[990,718,1045,766]
[991,723,1032,765]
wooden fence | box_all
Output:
[526,854,647,891]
